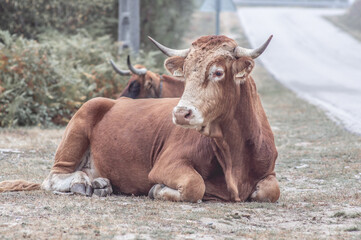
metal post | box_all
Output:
[215,0,220,35]
[118,0,140,54]
[130,0,140,54]
[117,0,123,54]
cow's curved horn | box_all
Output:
[234,35,273,59]
[148,36,190,57]
[127,56,147,75]
[110,59,131,76]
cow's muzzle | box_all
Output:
[173,107,192,126]
[172,103,204,128]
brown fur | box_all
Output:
[164,56,185,76]
[192,35,236,50]
[159,75,185,97]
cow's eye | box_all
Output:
[215,71,223,77]
[209,65,224,81]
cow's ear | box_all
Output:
[144,79,152,89]
[144,75,154,90]
[164,56,184,77]
[232,58,254,85]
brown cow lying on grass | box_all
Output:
[0,35,280,203]
[110,56,184,99]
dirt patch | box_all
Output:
[1,12,361,240]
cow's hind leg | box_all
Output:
[148,164,205,203]
[42,173,112,197]
[42,98,115,197]
[250,175,280,203]
[42,151,112,197]
[42,171,93,196]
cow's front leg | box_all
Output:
[148,164,205,203]
[250,175,280,203]
[148,184,181,201]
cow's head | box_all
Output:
[149,35,272,137]
[110,56,162,98]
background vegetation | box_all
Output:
[0,0,118,40]
[0,0,195,127]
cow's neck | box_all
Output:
[229,76,262,141]
[211,77,263,201]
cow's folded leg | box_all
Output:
[92,177,113,197]
[250,175,280,203]
[148,184,182,201]
[148,165,205,203]
[42,171,93,196]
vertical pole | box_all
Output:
[215,0,220,35]
[132,0,140,54]
[117,0,139,55]
[118,0,122,54]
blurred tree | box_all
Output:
[139,0,195,51]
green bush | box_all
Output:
[0,30,160,127]
[0,0,118,40]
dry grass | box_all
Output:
[1,12,361,240]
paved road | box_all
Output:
[237,7,361,135]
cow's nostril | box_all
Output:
[173,108,193,125]
[184,110,192,119]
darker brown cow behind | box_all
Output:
[0,35,280,203]
[110,56,184,98]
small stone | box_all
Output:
[295,164,309,169]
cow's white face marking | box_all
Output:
[208,64,225,82]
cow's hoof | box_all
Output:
[148,184,165,199]
[92,178,112,197]
[70,183,93,197]
[67,171,93,197]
